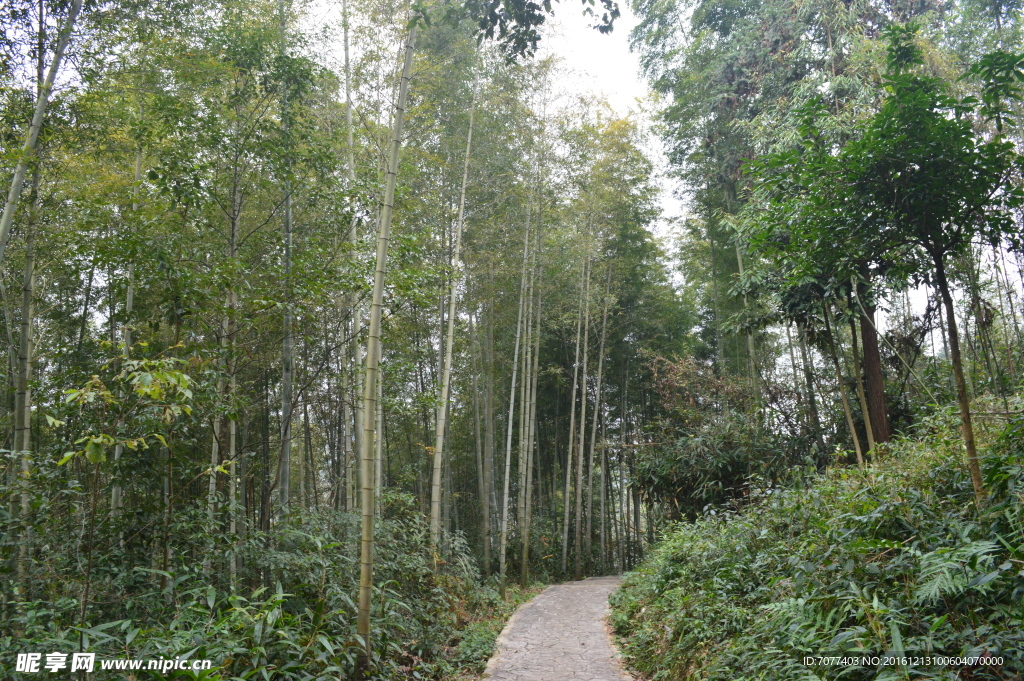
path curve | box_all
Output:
[483,576,633,681]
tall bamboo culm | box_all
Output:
[356,24,417,673]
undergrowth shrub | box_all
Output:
[1,490,513,680]
[611,405,1024,680]
[639,356,821,521]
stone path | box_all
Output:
[483,576,633,681]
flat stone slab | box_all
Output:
[483,576,633,681]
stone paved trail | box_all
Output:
[483,576,633,681]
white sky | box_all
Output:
[539,5,688,244]
[540,5,648,116]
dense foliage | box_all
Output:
[3,494,499,679]
[0,0,1022,675]
[612,403,1024,680]
[0,0,686,676]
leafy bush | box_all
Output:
[611,406,1024,680]
[638,356,818,520]
[1,492,521,680]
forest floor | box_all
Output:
[482,576,633,681]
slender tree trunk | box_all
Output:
[521,238,543,585]
[709,232,725,372]
[375,371,383,512]
[483,293,496,576]
[516,263,534,564]
[76,260,96,354]
[499,224,531,597]
[848,315,875,452]
[735,243,760,409]
[856,295,891,444]
[112,148,142,519]
[278,0,294,516]
[227,157,241,580]
[356,25,416,672]
[304,393,314,509]
[561,273,585,576]
[585,272,610,562]
[522,366,538,583]
[15,217,34,592]
[429,79,476,548]
[471,317,487,567]
[616,444,625,572]
[632,469,642,563]
[205,335,226,576]
[797,322,823,451]
[934,255,985,503]
[443,421,452,533]
[997,248,1022,348]
[15,5,44,592]
[786,324,801,407]
[991,249,1018,385]
[823,306,863,465]
[0,0,83,268]
[600,420,607,572]
[339,357,350,510]
[618,369,629,570]
[573,258,591,581]
[618,446,626,569]
[342,0,355,180]
[229,367,239,586]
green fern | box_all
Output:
[913,540,998,604]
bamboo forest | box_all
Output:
[1,0,1024,678]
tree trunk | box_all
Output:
[585,272,610,563]
[342,0,355,181]
[632,469,642,564]
[205,330,226,576]
[375,372,383,512]
[304,394,314,509]
[15,218,34,592]
[443,420,451,533]
[15,4,46,592]
[0,0,83,268]
[278,0,294,516]
[356,24,416,673]
[561,271,585,576]
[934,255,985,503]
[823,306,863,465]
[471,317,487,568]
[857,300,891,444]
[618,369,629,570]
[429,80,476,547]
[735,243,761,409]
[797,322,824,452]
[339,356,350,510]
[112,149,141,519]
[483,294,496,576]
[229,369,239,585]
[573,258,591,581]
[227,137,242,574]
[499,223,531,597]
[848,315,875,452]
[616,445,625,572]
[520,238,543,585]
[600,420,607,572]
[709,231,725,372]
[516,261,534,566]
[785,324,802,410]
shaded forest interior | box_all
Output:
[1,0,1024,678]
